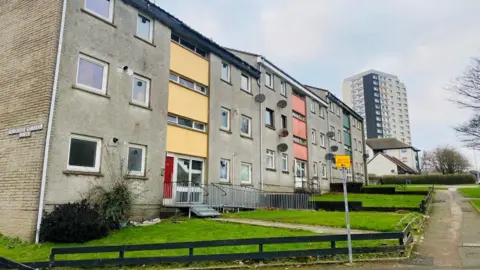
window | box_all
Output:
[240,115,252,137]
[221,62,230,81]
[265,108,274,127]
[168,114,207,132]
[240,162,252,184]
[377,129,383,134]
[320,133,325,147]
[402,157,408,162]
[67,134,101,172]
[374,92,379,97]
[313,162,318,177]
[127,144,146,176]
[280,81,286,96]
[76,54,108,94]
[241,74,250,92]
[329,102,334,112]
[265,72,273,88]
[337,129,341,143]
[136,14,153,42]
[319,106,325,118]
[220,159,230,182]
[171,34,207,58]
[266,150,275,169]
[169,72,207,94]
[336,106,340,116]
[375,110,381,115]
[374,86,378,91]
[330,126,336,140]
[375,104,380,109]
[354,138,357,150]
[376,116,381,121]
[401,148,407,153]
[374,98,380,103]
[220,108,230,130]
[280,115,287,129]
[377,122,382,127]
[310,102,315,113]
[131,75,150,107]
[311,129,316,144]
[293,136,307,145]
[85,0,113,21]
[322,164,327,178]
[292,111,306,121]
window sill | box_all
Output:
[124,175,148,180]
[167,123,207,135]
[266,168,276,172]
[129,102,152,111]
[134,35,156,47]
[217,182,232,186]
[265,85,274,91]
[320,145,326,149]
[63,170,104,177]
[265,125,276,131]
[72,85,111,99]
[282,170,290,174]
[220,128,232,134]
[81,9,117,28]
[221,79,232,86]
[240,134,253,140]
[240,89,253,96]
[240,183,254,187]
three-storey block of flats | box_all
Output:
[0,0,367,243]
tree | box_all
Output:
[423,146,470,174]
[450,57,480,147]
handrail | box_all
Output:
[191,183,209,197]
[211,183,227,196]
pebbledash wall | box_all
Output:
[0,0,63,242]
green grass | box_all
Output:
[0,219,398,264]
[459,187,480,198]
[471,200,480,211]
[367,185,446,191]
[225,209,421,232]
[311,193,425,208]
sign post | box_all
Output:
[335,154,353,264]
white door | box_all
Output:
[294,159,307,188]
[172,155,205,204]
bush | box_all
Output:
[361,186,396,194]
[40,200,109,243]
[330,182,363,193]
[370,174,475,185]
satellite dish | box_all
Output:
[330,145,338,152]
[254,94,266,103]
[325,153,335,161]
[277,143,288,152]
[363,153,370,160]
[277,100,287,108]
[278,128,289,137]
[326,131,335,138]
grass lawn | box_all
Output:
[0,219,398,264]
[459,187,480,198]
[366,185,445,191]
[311,193,425,208]
[471,200,480,211]
[225,210,421,232]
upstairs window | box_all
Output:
[171,34,207,58]
[136,14,153,42]
[266,150,275,169]
[168,114,207,132]
[169,72,207,94]
[85,0,114,22]
[281,115,287,129]
[265,108,274,127]
[280,80,287,96]
[131,75,150,107]
[68,134,101,172]
[76,54,108,94]
[240,115,252,137]
[221,62,230,82]
[265,72,273,88]
[241,74,250,92]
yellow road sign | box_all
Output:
[335,155,351,168]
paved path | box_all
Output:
[213,218,376,234]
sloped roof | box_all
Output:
[366,138,418,151]
[383,154,417,174]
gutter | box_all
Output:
[35,0,67,244]
[257,61,264,191]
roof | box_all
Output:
[122,0,260,78]
[366,138,419,151]
[305,85,363,121]
[343,69,400,82]
[383,154,417,174]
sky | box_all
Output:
[157,0,480,168]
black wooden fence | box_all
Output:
[0,257,35,270]
[419,186,435,213]
[0,223,414,269]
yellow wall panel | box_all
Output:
[166,125,208,158]
[168,83,208,123]
[170,42,209,86]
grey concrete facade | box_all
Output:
[44,0,171,218]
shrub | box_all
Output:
[361,186,396,194]
[330,182,363,193]
[40,200,109,243]
[370,174,475,185]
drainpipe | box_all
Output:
[326,105,332,185]
[257,59,264,191]
[35,0,67,244]
[232,152,236,185]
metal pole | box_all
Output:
[342,167,353,264]
[473,147,479,182]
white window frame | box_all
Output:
[131,74,150,107]
[167,114,207,132]
[310,102,315,113]
[313,162,318,177]
[311,129,316,144]
[266,149,275,169]
[281,153,288,172]
[169,72,207,95]
[240,115,252,137]
[241,74,251,93]
[136,13,153,42]
[67,134,102,172]
[220,159,230,182]
[322,164,327,178]
[220,107,231,131]
[319,106,325,118]
[127,143,146,176]
[337,129,342,143]
[221,62,231,82]
[76,54,109,94]
[240,162,252,184]
[280,80,286,96]
[265,72,273,88]
[85,0,114,22]
[320,133,325,147]
[330,126,336,140]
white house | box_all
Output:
[366,138,420,176]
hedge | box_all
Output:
[370,174,475,185]
[330,183,363,193]
[361,186,396,194]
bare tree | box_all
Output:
[450,57,480,146]
[424,146,470,174]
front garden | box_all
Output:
[311,193,425,208]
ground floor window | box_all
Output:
[220,159,230,182]
[127,144,146,176]
[241,162,252,184]
[67,134,101,172]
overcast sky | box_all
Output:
[158,0,480,168]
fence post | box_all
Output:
[189,248,194,256]
[119,248,125,269]
[330,241,336,248]
[49,250,55,269]
[259,244,264,252]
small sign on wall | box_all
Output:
[8,124,43,138]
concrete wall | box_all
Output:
[368,154,397,176]
[326,101,345,183]
[44,0,171,219]
[350,115,366,182]
[384,148,418,172]
[0,0,62,242]
[207,53,262,187]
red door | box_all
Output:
[163,156,174,199]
